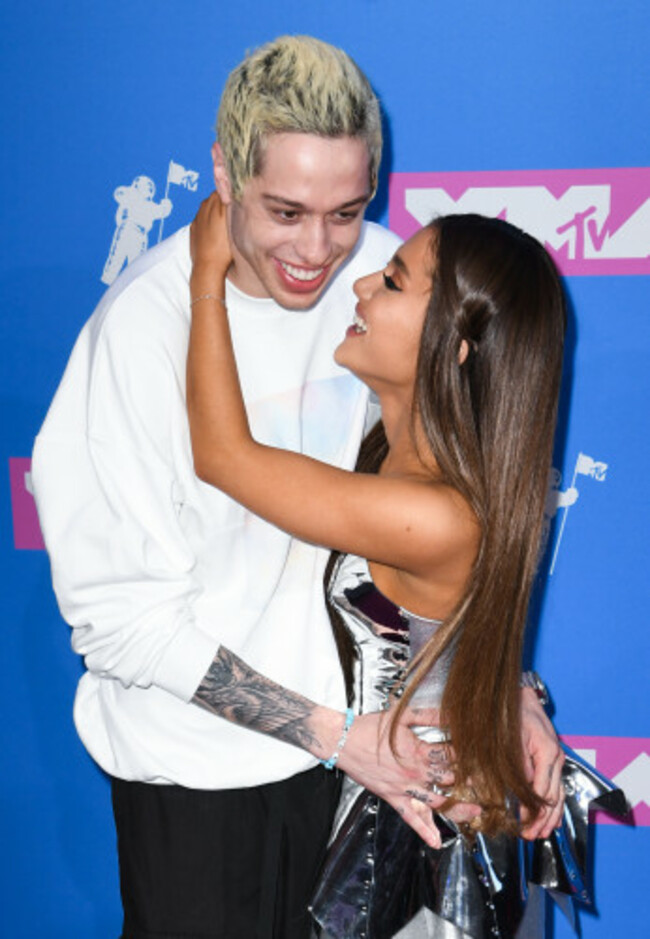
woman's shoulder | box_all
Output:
[361,468,479,610]
[406,475,480,563]
[379,480,479,620]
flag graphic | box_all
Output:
[167,160,199,191]
[158,158,201,243]
[575,452,608,481]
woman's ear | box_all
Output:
[211,143,233,204]
[458,339,470,365]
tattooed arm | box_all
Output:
[193,646,325,754]
[193,645,478,847]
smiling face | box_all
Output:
[335,227,434,395]
[212,133,371,310]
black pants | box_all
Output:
[111,766,341,939]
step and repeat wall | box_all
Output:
[2,2,648,936]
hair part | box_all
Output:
[216,35,382,200]
[387,215,567,834]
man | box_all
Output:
[33,36,561,939]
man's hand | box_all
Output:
[519,687,565,839]
[192,646,483,846]
[337,707,480,848]
[192,647,467,848]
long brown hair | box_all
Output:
[333,215,566,834]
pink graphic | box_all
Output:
[389,168,650,276]
[562,735,650,826]
[9,458,45,550]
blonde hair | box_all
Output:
[216,35,382,199]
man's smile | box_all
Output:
[278,260,326,282]
[273,257,331,294]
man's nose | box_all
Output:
[295,219,331,266]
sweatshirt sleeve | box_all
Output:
[32,302,218,702]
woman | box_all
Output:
[186,195,622,938]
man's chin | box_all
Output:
[275,293,323,312]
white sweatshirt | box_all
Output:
[32,222,400,788]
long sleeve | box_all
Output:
[33,292,218,702]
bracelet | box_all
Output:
[520,670,549,707]
[321,708,355,771]
[190,293,227,308]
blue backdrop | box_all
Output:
[2,2,648,936]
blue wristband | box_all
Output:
[321,708,355,771]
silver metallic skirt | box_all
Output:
[311,748,627,939]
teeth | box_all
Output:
[280,261,324,282]
[353,312,367,334]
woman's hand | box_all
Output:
[190,191,233,289]
[519,688,565,839]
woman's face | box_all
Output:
[335,227,433,396]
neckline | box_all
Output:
[359,557,442,626]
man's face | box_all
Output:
[214,133,371,310]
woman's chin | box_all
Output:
[334,343,358,376]
[333,340,351,369]
[335,341,380,396]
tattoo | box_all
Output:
[193,645,321,752]
[405,788,431,805]
[426,767,448,786]
[427,746,450,767]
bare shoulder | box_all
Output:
[356,473,480,578]
[416,477,479,555]
[367,477,479,617]
[374,474,480,574]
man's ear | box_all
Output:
[212,143,233,204]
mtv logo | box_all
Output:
[562,735,650,826]
[389,168,650,276]
[9,457,45,550]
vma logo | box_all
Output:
[9,458,44,550]
[101,159,200,285]
[389,168,650,275]
[562,736,650,826]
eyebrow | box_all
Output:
[261,194,370,211]
[391,252,410,279]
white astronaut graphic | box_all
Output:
[101,160,199,285]
[101,176,172,285]
[547,452,608,574]
[541,467,579,560]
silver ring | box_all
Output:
[429,782,453,798]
